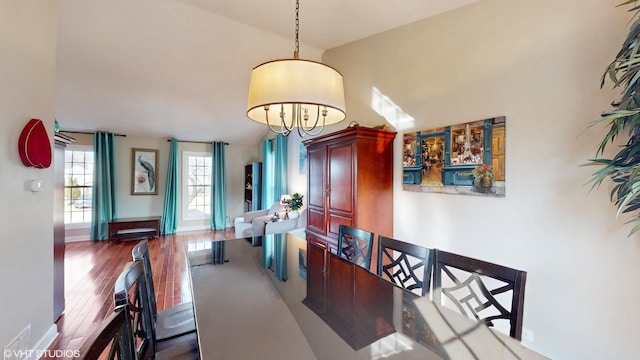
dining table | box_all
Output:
[186,232,548,360]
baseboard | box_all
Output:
[65,235,89,243]
[65,223,233,242]
[176,224,210,232]
[28,324,58,360]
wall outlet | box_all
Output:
[3,324,31,360]
[521,328,534,343]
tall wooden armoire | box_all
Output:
[303,126,396,269]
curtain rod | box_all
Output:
[60,130,127,137]
[168,139,229,145]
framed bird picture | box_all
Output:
[132,148,158,195]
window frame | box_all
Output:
[64,145,94,227]
[181,151,212,221]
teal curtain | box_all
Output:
[262,139,274,209]
[210,141,226,230]
[91,132,118,240]
[274,134,288,202]
[211,241,225,264]
[161,138,178,235]
[261,135,287,209]
[262,234,287,281]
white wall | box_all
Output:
[320,0,637,358]
[55,0,325,147]
[0,0,58,352]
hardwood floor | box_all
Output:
[44,228,236,359]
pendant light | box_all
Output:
[246,0,346,137]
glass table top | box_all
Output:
[186,233,547,360]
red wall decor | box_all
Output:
[18,118,52,169]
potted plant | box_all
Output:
[471,164,495,189]
[588,1,640,235]
[284,192,304,219]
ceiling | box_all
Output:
[55,0,477,147]
[176,0,478,50]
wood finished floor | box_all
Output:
[44,228,235,359]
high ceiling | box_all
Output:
[55,0,477,146]
[176,0,478,50]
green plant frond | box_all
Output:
[595,128,620,155]
[621,142,640,163]
[589,1,640,237]
[620,65,640,94]
[611,183,623,200]
[615,189,639,217]
[614,174,640,216]
[584,158,613,165]
[606,63,622,86]
[617,95,634,109]
[624,45,640,68]
[617,0,640,9]
[595,109,640,122]
[622,197,640,212]
[626,222,640,236]
[588,165,619,191]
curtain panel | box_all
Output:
[262,234,287,282]
[161,138,178,235]
[210,141,227,230]
[261,134,288,209]
[273,134,288,203]
[262,139,274,209]
[90,132,118,240]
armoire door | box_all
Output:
[326,141,354,239]
[307,146,326,236]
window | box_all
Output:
[64,146,94,224]
[183,152,211,220]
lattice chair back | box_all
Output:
[114,260,155,359]
[377,235,434,296]
[132,240,158,317]
[433,250,527,340]
[132,239,198,342]
[78,305,136,360]
[337,224,374,270]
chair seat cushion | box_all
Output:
[156,302,197,341]
[156,331,200,360]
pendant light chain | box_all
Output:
[294,0,300,59]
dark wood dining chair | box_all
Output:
[132,240,196,341]
[114,261,155,359]
[77,305,135,360]
[376,235,434,296]
[337,224,374,270]
[433,249,527,340]
[114,260,200,360]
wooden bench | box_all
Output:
[108,216,161,242]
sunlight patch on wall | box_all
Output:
[371,87,415,130]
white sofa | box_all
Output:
[234,202,285,238]
[234,202,306,238]
[254,209,306,237]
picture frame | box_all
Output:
[402,116,506,197]
[131,148,158,195]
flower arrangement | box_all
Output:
[284,192,304,211]
[470,164,494,180]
